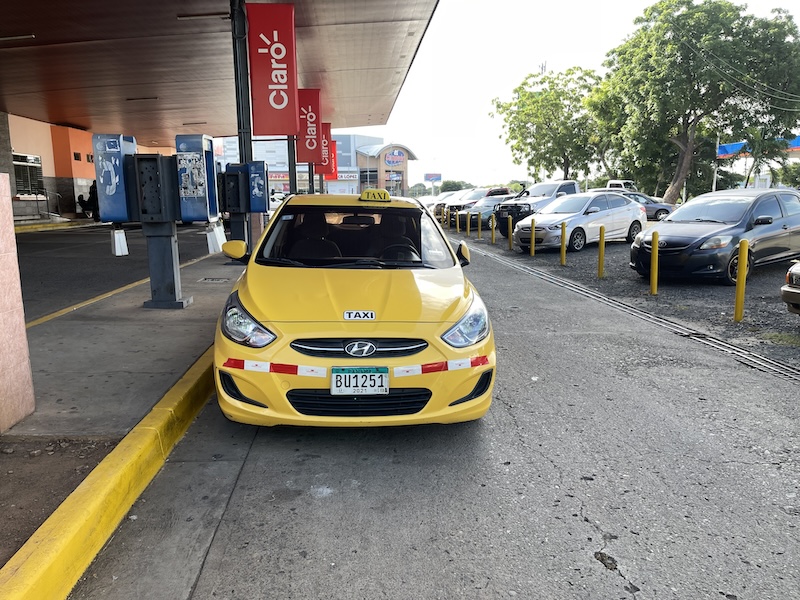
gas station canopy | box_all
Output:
[0,0,438,145]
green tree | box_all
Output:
[600,0,800,203]
[491,67,600,180]
[440,180,471,192]
[408,183,429,197]
[778,162,800,187]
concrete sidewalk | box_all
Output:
[0,252,242,599]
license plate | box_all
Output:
[331,367,389,395]
[499,211,507,218]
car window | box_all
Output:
[779,193,800,217]
[557,183,573,194]
[527,182,559,197]
[587,195,610,211]
[257,205,454,269]
[754,196,783,220]
[607,194,628,209]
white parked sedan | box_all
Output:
[512,191,647,252]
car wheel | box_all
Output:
[724,250,752,286]
[654,209,669,220]
[568,229,586,252]
[626,221,642,243]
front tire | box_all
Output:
[568,228,586,252]
[724,250,752,286]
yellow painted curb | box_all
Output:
[0,347,215,600]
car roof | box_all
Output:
[283,190,421,210]
[694,187,792,200]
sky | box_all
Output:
[334,0,799,190]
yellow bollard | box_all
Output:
[734,239,749,322]
[650,231,659,296]
[456,211,461,233]
[441,209,446,228]
[560,222,567,265]
[466,214,470,236]
[529,218,535,257]
[491,214,496,245]
[477,215,482,240]
[598,225,605,278]
[507,216,513,250]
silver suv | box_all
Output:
[494,181,580,237]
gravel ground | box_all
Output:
[450,227,800,368]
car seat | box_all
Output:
[287,212,342,259]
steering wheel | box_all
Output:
[380,244,421,261]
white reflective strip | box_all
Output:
[394,365,422,378]
[245,361,271,372]
[447,358,471,371]
[298,365,327,378]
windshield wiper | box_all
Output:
[693,218,725,223]
[258,256,307,267]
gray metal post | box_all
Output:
[142,221,193,309]
[288,137,298,193]
[308,163,315,193]
[231,0,252,246]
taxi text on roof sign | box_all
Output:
[359,189,391,202]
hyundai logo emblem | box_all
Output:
[658,240,667,248]
[344,341,377,357]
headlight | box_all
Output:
[547,223,562,231]
[631,231,645,248]
[699,235,733,250]
[442,294,490,348]
[221,292,276,348]
[519,204,531,212]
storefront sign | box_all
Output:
[324,141,339,181]
[384,149,405,167]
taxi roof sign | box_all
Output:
[359,188,391,202]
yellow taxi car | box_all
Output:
[213,189,496,426]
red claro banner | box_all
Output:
[324,141,338,181]
[316,123,333,174]
[296,89,323,163]
[246,3,299,136]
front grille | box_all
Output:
[291,338,428,358]
[287,388,432,416]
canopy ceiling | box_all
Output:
[0,0,438,146]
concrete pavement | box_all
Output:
[0,242,241,599]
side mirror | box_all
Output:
[222,240,250,263]
[754,215,773,226]
[556,192,566,197]
[456,241,471,267]
[585,206,600,214]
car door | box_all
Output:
[748,194,790,264]
[582,194,611,242]
[778,192,800,255]
[606,193,633,238]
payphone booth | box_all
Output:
[175,134,226,252]
[92,134,139,256]
[219,161,269,250]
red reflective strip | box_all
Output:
[270,363,298,375]
[421,361,448,374]
[223,358,245,369]
[471,356,489,367]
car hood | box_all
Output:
[648,220,735,242]
[235,265,473,324]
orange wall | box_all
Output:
[50,126,94,179]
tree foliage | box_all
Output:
[599,0,800,202]
[491,67,600,180]
[439,180,472,192]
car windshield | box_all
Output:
[526,182,559,197]
[255,205,455,269]
[460,188,489,202]
[538,194,590,214]
[469,196,498,209]
[666,196,751,223]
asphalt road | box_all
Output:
[65,241,799,599]
[16,223,214,321]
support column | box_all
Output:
[0,173,36,431]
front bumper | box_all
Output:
[213,325,496,426]
[629,245,732,280]
[781,283,800,315]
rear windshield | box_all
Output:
[255,205,456,269]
